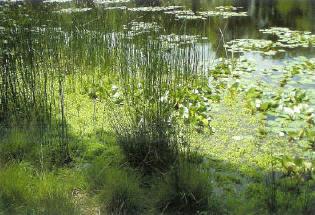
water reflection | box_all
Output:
[1,0,314,60]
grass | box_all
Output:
[0,163,84,215]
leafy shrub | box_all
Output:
[153,162,224,215]
[99,168,145,215]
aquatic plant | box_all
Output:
[128,6,183,12]
[123,21,161,38]
[94,0,130,4]
[54,8,92,14]
[260,27,315,48]
[43,0,72,3]
[199,6,247,19]
[159,34,207,47]
[225,39,277,55]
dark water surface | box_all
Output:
[0,0,314,70]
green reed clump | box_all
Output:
[153,161,224,215]
[0,163,35,214]
[109,33,199,174]
[98,168,146,215]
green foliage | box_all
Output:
[153,162,224,215]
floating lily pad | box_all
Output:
[128,6,183,12]
[54,8,92,14]
[124,21,160,38]
[43,0,72,3]
[199,6,247,19]
[103,6,127,10]
[159,34,207,47]
[93,0,130,4]
[225,39,276,55]
[260,27,315,48]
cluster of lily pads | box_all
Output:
[54,8,92,14]
[93,0,130,4]
[226,27,315,56]
[163,6,247,20]
[128,6,183,12]
[204,54,315,158]
[229,58,314,158]
[164,9,205,20]
[159,34,207,47]
[103,6,127,10]
[43,0,72,3]
[123,21,160,38]
[225,39,277,56]
[126,5,247,21]
[199,6,247,19]
[260,27,315,48]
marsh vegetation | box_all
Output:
[0,0,314,214]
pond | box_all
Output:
[1,0,314,76]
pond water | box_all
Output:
[1,0,314,72]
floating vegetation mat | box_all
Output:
[199,6,247,19]
[226,27,315,56]
[163,6,247,20]
[93,0,130,4]
[54,8,92,14]
[159,34,207,47]
[0,0,24,2]
[207,56,315,146]
[43,0,72,3]
[124,21,160,38]
[103,6,127,10]
[260,27,315,48]
[164,10,205,20]
[225,39,277,56]
[128,6,183,12]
